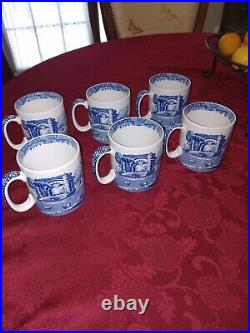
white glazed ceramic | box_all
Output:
[165,102,236,172]
[2,134,85,216]
[72,82,130,143]
[3,92,67,150]
[92,117,164,192]
[136,73,191,129]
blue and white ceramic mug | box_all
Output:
[3,92,68,150]
[2,134,85,216]
[92,117,164,192]
[72,83,130,144]
[136,73,191,130]
[165,102,236,172]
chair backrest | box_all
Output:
[100,2,208,40]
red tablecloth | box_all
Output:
[2,34,248,330]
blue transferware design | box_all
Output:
[92,146,111,176]
[184,102,236,123]
[184,131,226,157]
[18,134,77,160]
[152,95,184,116]
[152,94,185,128]
[72,98,85,108]
[163,127,173,153]
[56,112,67,134]
[21,113,67,139]
[180,131,227,172]
[2,171,21,200]
[135,90,148,115]
[110,117,163,138]
[27,166,84,216]
[150,73,191,87]
[88,83,129,97]
[89,106,129,143]
[136,74,189,129]
[114,152,161,192]
[15,92,62,110]
[2,115,16,130]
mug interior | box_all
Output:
[15,92,62,114]
[109,117,163,148]
[17,134,78,171]
[150,73,190,91]
[87,83,129,102]
[184,102,236,128]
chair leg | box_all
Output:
[202,55,217,78]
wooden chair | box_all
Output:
[100,2,208,40]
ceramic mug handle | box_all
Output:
[2,171,35,212]
[165,125,184,158]
[3,115,28,150]
[92,146,115,184]
[72,98,91,132]
[136,90,151,118]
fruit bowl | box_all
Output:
[204,34,247,78]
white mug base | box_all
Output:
[37,187,85,216]
[180,161,219,172]
[114,166,161,192]
[179,150,222,172]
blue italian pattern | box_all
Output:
[184,102,236,123]
[114,152,161,192]
[2,115,17,131]
[152,95,184,116]
[135,90,149,115]
[92,146,111,176]
[2,171,20,200]
[110,117,163,138]
[150,73,191,87]
[15,92,62,110]
[88,83,129,97]
[21,113,67,139]
[89,106,129,143]
[18,134,78,160]
[163,126,180,152]
[151,94,185,128]
[27,166,84,216]
[72,98,86,108]
[180,130,227,172]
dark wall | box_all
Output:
[220,2,248,34]
[2,51,13,84]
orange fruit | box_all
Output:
[231,46,248,70]
[218,32,241,57]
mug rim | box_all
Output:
[14,91,64,115]
[183,101,237,130]
[149,73,191,92]
[16,134,80,174]
[86,82,130,103]
[108,116,164,150]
